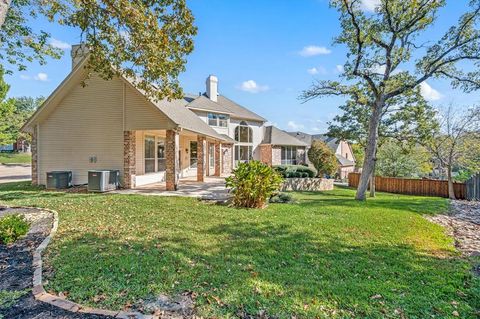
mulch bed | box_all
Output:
[0,207,110,319]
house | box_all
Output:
[22,45,307,190]
[287,132,356,179]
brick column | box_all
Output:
[197,136,206,182]
[123,131,136,189]
[214,142,221,176]
[166,129,179,191]
[221,143,233,175]
[31,126,38,185]
[260,144,273,166]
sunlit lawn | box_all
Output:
[0,182,478,318]
[0,153,31,164]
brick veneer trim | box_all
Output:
[31,126,38,185]
[123,131,136,189]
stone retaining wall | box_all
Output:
[280,178,334,192]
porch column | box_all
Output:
[31,125,38,185]
[260,144,273,166]
[166,129,179,191]
[123,131,136,189]
[197,135,206,182]
[214,142,221,176]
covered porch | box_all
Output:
[124,129,233,191]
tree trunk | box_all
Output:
[369,160,376,197]
[355,100,383,201]
[0,0,12,30]
[447,164,456,200]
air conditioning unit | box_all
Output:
[46,171,72,189]
[88,170,120,192]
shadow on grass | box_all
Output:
[46,221,478,318]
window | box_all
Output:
[281,146,298,165]
[145,135,166,174]
[145,136,156,173]
[190,141,198,168]
[234,121,252,143]
[235,145,253,162]
[208,113,228,127]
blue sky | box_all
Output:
[5,0,480,133]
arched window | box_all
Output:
[234,121,253,143]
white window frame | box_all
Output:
[208,113,228,127]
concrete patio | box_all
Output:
[114,176,231,201]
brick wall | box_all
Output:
[272,146,282,166]
[259,144,273,166]
[166,129,179,191]
[214,143,221,176]
[221,143,233,175]
[123,131,136,189]
[31,126,38,185]
[197,136,206,182]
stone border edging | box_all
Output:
[5,205,155,319]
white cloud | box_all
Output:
[361,0,381,12]
[299,45,331,57]
[34,73,49,81]
[49,38,71,50]
[335,65,344,73]
[420,82,443,101]
[307,66,327,75]
[19,74,31,80]
[371,64,386,75]
[238,80,269,93]
[287,121,305,131]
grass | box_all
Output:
[0,182,478,318]
[0,289,28,319]
[0,153,31,164]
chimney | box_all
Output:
[206,75,218,102]
[71,44,89,69]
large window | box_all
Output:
[208,113,228,127]
[281,146,298,165]
[235,145,253,162]
[145,135,166,174]
[234,121,252,143]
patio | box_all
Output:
[114,176,230,201]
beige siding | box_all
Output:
[124,84,175,131]
[38,75,124,185]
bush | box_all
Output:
[273,165,317,178]
[308,140,339,177]
[0,214,29,244]
[226,161,284,208]
[269,192,295,204]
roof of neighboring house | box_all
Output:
[335,154,355,167]
[262,126,308,146]
[287,132,340,152]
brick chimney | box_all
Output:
[206,75,218,102]
[71,44,89,69]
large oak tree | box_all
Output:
[301,0,480,200]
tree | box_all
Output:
[301,0,480,200]
[326,85,438,196]
[427,105,480,199]
[0,66,15,145]
[3,96,44,147]
[307,140,339,177]
[0,0,197,100]
[376,140,432,178]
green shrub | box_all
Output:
[0,214,29,244]
[273,165,317,178]
[269,192,295,204]
[226,161,284,208]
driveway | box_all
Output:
[0,164,31,184]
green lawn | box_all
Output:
[0,182,478,318]
[0,153,31,164]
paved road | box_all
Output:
[0,164,31,184]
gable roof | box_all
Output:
[23,56,228,142]
[216,95,266,122]
[262,126,308,146]
[186,94,233,115]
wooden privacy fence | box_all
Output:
[466,173,480,200]
[348,173,467,199]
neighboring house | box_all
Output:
[22,45,307,190]
[287,132,356,179]
[0,139,30,153]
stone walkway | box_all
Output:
[426,200,480,257]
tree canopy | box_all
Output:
[307,140,339,177]
[301,0,480,200]
[0,0,197,100]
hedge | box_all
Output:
[273,165,317,178]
